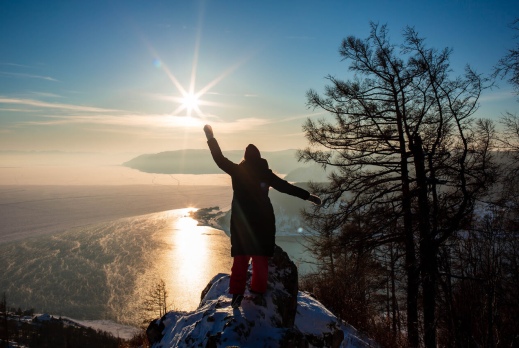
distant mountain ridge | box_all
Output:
[123,148,305,174]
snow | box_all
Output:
[35,313,52,322]
[32,314,140,340]
[295,291,338,335]
[153,273,375,348]
[296,292,377,347]
[65,318,141,340]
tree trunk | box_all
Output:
[413,135,437,348]
[404,203,419,347]
[396,102,419,347]
[402,159,419,346]
[421,243,438,348]
[390,244,399,338]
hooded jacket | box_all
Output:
[207,138,310,256]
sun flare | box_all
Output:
[181,93,200,111]
[171,91,203,117]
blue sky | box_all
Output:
[1,0,518,155]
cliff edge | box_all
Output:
[147,246,375,348]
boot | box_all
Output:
[231,294,244,309]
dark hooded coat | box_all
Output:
[207,138,310,256]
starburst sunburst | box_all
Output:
[181,93,200,112]
[147,6,255,126]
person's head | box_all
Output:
[244,144,261,161]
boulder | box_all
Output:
[147,245,371,348]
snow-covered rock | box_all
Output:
[147,246,374,348]
[35,313,53,322]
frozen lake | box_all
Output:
[0,184,232,243]
[0,184,315,333]
[0,208,232,324]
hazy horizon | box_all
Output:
[0,147,298,186]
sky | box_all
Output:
[1,0,518,158]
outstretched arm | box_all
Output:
[307,194,322,205]
[204,125,238,175]
[270,172,322,205]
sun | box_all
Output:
[181,92,200,112]
[147,3,255,126]
[168,91,203,118]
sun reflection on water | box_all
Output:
[170,209,208,277]
[162,208,213,310]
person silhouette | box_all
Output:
[203,124,321,308]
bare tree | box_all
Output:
[494,18,519,95]
[143,279,169,322]
[493,17,519,206]
[438,203,519,347]
[299,22,495,347]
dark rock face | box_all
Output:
[147,245,350,348]
[146,318,165,346]
[268,244,299,328]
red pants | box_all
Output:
[229,255,269,295]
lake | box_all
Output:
[0,185,315,331]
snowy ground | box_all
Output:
[155,273,376,348]
[63,317,141,340]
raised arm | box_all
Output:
[204,125,238,175]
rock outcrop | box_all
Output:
[147,245,373,348]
